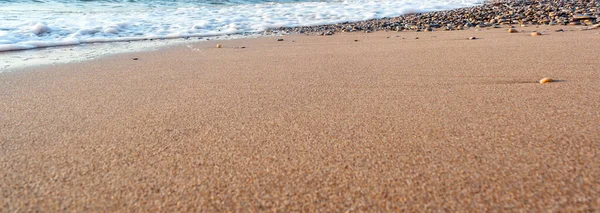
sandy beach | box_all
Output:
[1,26,599,211]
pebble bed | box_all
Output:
[275,0,599,35]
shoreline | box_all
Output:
[2,0,482,59]
[3,24,596,73]
[0,34,266,72]
[3,0,598,72]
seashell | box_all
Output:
[539,78,553,84]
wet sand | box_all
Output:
[1,27,599,211]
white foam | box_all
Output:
[0,0,482,53]
[30,23,51,36]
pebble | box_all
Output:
[555,29,564,32]
[216,44,222,48]
[468,36,477,40]
[132,57,139,60]
[531,32,542,36]
[277,38,284,41]
[573,15,597,21]
[539,78,553,84]
[508,28,519,33]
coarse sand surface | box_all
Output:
[1,26,599,211]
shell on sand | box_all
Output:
[539,78,553,84]
[531,32,542,36]
[216,44,223,48]
[508,28,519,33]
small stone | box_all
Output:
[415,37,419,39]
[555,29,564,32]
[216,44,222,48]
[539,78,553,84]
[508,28,519,33]
[354,39,359,42]
[132,57,139,60]
[468,36,477,40]
[277,38,284,41]
[573,14,596,21]
[531,32,542,36]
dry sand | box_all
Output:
[1,27,599,211]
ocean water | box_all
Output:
[0,0,482,70]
